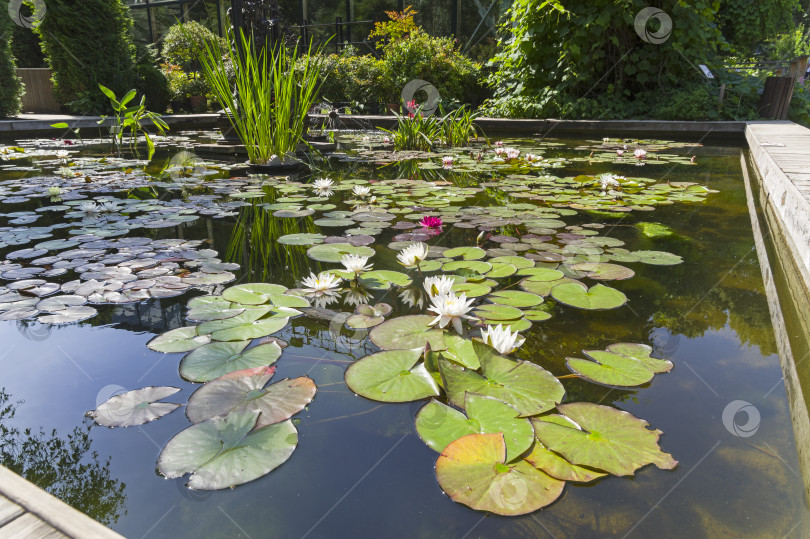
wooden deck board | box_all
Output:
[0,466,124,538]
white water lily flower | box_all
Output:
[100,201,119,213]
[442,156,454,167]
[352,185,371,198]
[302,271,342,296]
[481,324,525,355]
[398,288,425,309]
[79,201,100,214]
[427,292,476,335]
[397,242,429,267]
[341,254,373,275]
[312,178,334,197]
[311,292,341,309]
[505,148,521,160]
[423,275,455,298]
[599,174,621,191]
[343,288,372,307]
[47,186,63,196]
[602,137,611,142]
[634,148,648,159]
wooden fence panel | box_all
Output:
[16,68,60,113]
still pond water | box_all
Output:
[0,132,806,538]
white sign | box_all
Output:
[699,64,715,79]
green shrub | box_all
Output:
[0,1,24,117]
[133,43,170,113]
[36,0,138,114]
[766,24,810,60]
[486,0,731,119]
[162,21,227,71]
[378,30,483,105]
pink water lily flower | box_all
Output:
[442,156,454,168]
[419,216,443,229]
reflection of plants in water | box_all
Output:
[226,197,320,283]
[0,388,127,525]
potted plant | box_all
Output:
[187,25,327,172]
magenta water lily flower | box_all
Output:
[419,216,443,229]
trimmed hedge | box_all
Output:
[36,0,138,114]
[0,0,24,117]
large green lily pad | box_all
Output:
[222,283,288,305]
[186,366,315,428]
[307,243,375,263]
[566,350,654,387]
[550,283,627,310]
[197,308,290,341]
[88,386,181,427]
[158,410,298,490]
[415,395,534,462]
[369,315,446,350]
[358,270,413,290]
[344,348,440,402]
[435,433,565,516]
[633,250,683,266]
[179,340,283,382]
[147,327,211,353]
[487,290,544,308]
[524,441,607,483]
[533,402,678,476]
[440,341,564,417]
[569,262,635,281]
[606,342,673,373]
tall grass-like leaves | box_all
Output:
[379,104,483,151]
[380,109,443,152]
[188,26,326,165]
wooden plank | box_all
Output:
[0,513,69,539]
[0,495,24,527]
[0,467,124,539]
[15,69,60,114]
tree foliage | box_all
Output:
[0,388,127,525]
[717,0,802,56]
[0,0,24,117]
[36,0,138,113]
[486,0,732,118]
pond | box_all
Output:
[0,131,806,538]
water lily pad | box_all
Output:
[633,250,683,266]
[533,402,678,476]
[551,283,627,310]
[440,342,564,417]
[187,296,245,322]
[158,410,298,490]
[566,350,655,387]
[38,305,98,325]
[569,262,635,281]
[344,349,440,402]
[369,315,446,350]
[416,395,534,462]
[441,334,481,369]
[307,243,375,263]
[147,326,211,353]
[88,386,181,427]
[636,222,674,238]
[606,343,673,373]
[435,433,565,516]
[197,308,290,341]
[443,246,486,260]
[473,303,524,322]
[180,340,283,382]
[524,441,607,483]
[443,260,492,274]
[278,233,326,246]
[186,366,315,428]
[358,270,413,290]
[222,283,288,305]
[487,290,544,308]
